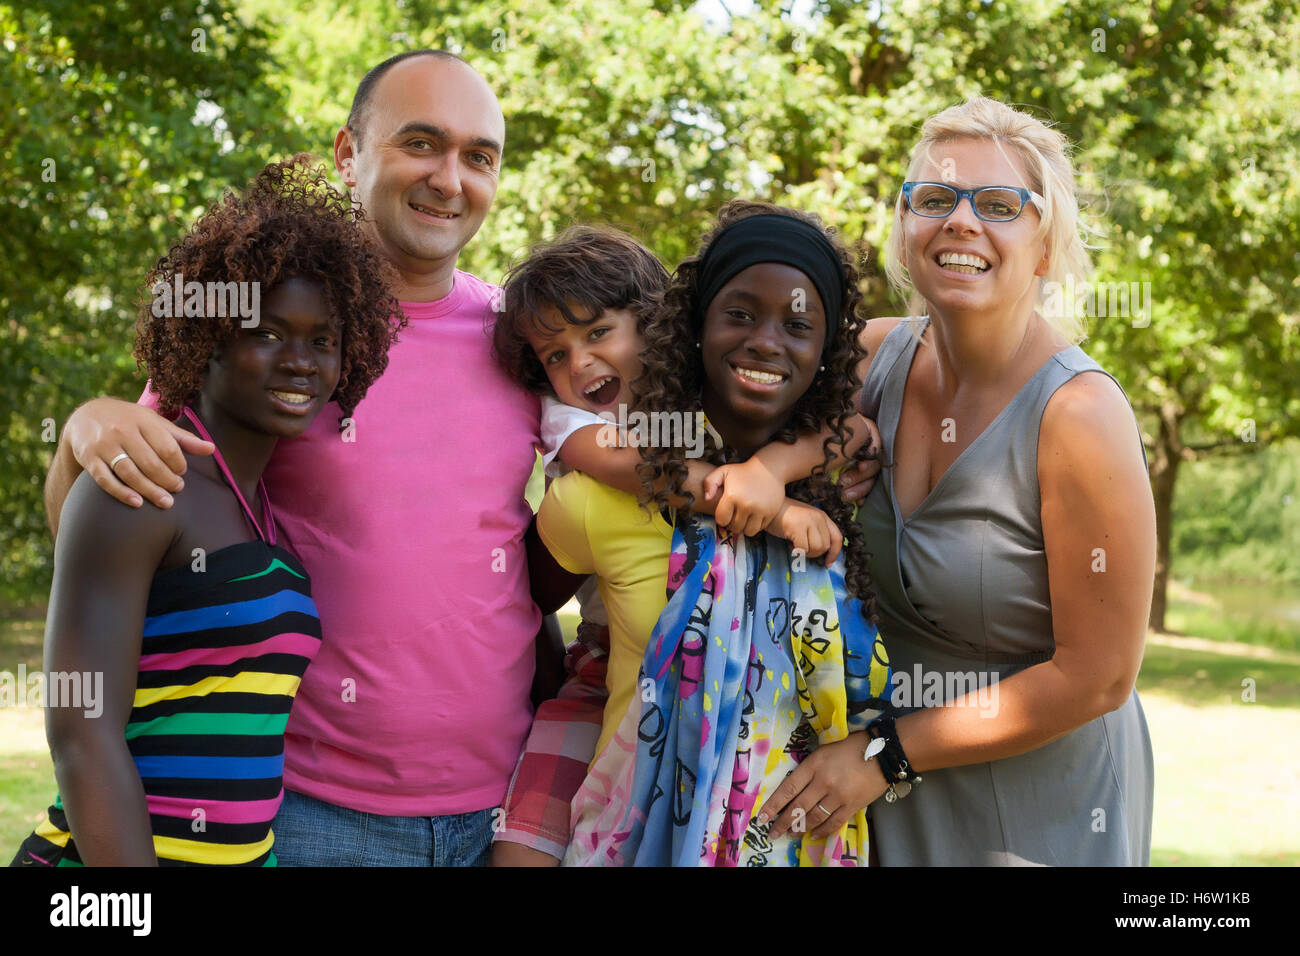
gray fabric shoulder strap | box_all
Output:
[859,317,926,421]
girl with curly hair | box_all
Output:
[12,155,402,867]
[540,201,893,866]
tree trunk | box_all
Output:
[1148,404,1184,632]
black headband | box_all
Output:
[693,213,846,354]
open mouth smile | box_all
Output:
[731,364,788,388]
[936,251,991,275]
[581,375,622,407]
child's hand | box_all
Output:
[841,417,884,503]
[766,499,843,567]
[703,457,786,537]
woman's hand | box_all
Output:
[703,456,787,537]
[757,732,890,840]
[765,499,843,565]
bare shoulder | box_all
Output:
[58,469,179,568]
[856,316,912,383]
[1041,370,1136,440]
[860,316,910,356]
[1039,369,1147,485]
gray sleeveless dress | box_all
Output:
[857,317,1154,866]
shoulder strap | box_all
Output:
[860,316,926,420]
[179,407,277,546]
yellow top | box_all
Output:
[537,471,673,764]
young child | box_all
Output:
[490,224,870,863]
[11,155,402,867]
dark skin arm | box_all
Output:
[44,471,180,865]
[526,515,585,704]
[526,514,585,615]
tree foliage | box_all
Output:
[1,0,296,601]
[3,0,1297,621]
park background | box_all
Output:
[2,0,1297,864]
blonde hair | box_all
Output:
[883,96,1099,343]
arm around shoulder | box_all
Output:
[46,396,215,537]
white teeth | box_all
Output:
[938,252,990,270]
[735,367,785,384]
[271,391,312,405]
[584,376,613,395]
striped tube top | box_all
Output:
[17,541,321,867]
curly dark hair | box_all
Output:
[634,199,880,620]
[134,154,405,424]
[493,224,669,394]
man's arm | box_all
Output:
[45,431,87,540]
[45,397,214,539]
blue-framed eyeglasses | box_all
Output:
[900,181,1044,222]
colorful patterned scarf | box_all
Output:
[565,515,893,866]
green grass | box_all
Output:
[1136,640,1300,709]
[1165,596,1300,654]
[0,748,53,853]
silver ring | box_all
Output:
[108,452,130,471]
[815,803,831,817]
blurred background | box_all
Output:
[2,0,1297,864]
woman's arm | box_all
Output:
[44,471,179,865]
[899,371,1155,765]
[761,371,1156,838]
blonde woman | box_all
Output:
[757,97,1155,866]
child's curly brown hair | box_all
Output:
[633,199,880,620]
[493,224,669,395]
[134,154,405,424]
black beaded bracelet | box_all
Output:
[866,711,923,802]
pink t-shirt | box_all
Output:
[142,270,542,815]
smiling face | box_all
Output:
[336,55,504,278]
[526,306,642,414]
[203,277,342,439]
[902,138,1049,319]
[698,262,826,451]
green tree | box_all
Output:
[747,0,1300,630]
[1,0,296,601]
[5,0,1296,634]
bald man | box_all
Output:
[45,51,580,866]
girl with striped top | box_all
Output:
[12,156,402,866]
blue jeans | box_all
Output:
[273,789,496,867]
